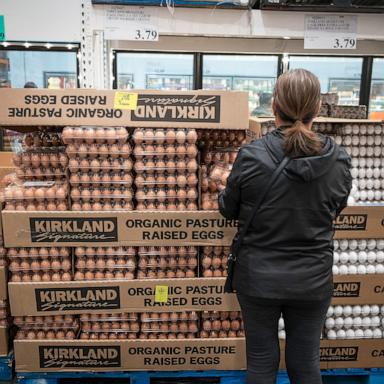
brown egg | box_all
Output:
[62,272,72,281]
[41,272,52,282]
[185,269,195,278]
[176,130,186,144]
[51,273,61,281]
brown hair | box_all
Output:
[273,69,322,158]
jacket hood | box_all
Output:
[264,129,340,182]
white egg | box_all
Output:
[339,252,349,264]
[358,251,367,263]
[374,191,382,201]
[336,329,346,339]
[347,196,356,206]
[332,265,339,275]
[366,265,376,274]
[377,240,384,251]
[343,306,353,317]
[326,307,334,317]
[327,330,337,340]
[373,328,382,338]
[371,316,380,327]
[339,240,349,251]
[370,305,380,316]
[351,158,359,167]
[348,265,357,274]
[375,264,384,274]
[366,168,374,179]
[359,147,367,157]
[333,240,339,250]
[362,304,371,317]
[352,305,362,316]
[339,265,349,275]
[373,158,381,167]
[367,251,376,263]
[359,190,367,201]
[354,329,364,338]
[373,168,381,179]
[357,265,367,274]
[365,179,373,190]
[373,146,381,157]
[367,136,374,146]
[374,124,382,134]
[348,240,358,250]
[334,306,344,317]
[343,317,353,329]
[348,251,358,264]
[363,329,373,339]
[373,179,381,189]
[358,240,367,250]
[325,318,335,329]
[366,190,375,201]
[353,317,362,327]
[333,252,340,264]
[346,329,355,339]
[361,317,371,328]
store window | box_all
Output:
[289,56,363,106]
[202,55,278,116]
[369,58,384,119]
[115,52,194,90]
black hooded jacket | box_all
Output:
[219,128,352,300]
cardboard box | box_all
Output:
[0,267,7,301]
[13,338,382,372]
[0,327,8,357]
[0,89,249,129]
[2,206,383,248]
[8,274,383,316]
[14,338,246,372]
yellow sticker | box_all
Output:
[154,285,169,303]
[114,92,138,110]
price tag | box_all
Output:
[154,285,169,303]
[114,92,138,110]
[134,27,159,41]
[0,16,5,41]
[304,15,357,50]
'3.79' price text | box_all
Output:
[135,28,159,41]
[333,38,356,49]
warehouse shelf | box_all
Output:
[15,369,384,384]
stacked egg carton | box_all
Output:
[139,311,199,339]
[74,246,136,281]
[324,305,384,340]
[133,129,199,211]
[14,315,78,340]
[200,311,244,338]
[79,312,140,340]
[5,130,69,211]
[200,246,228,278]
[332,239,384,276]
[8,247,72,282]
[137,246,197,279]
[63,126,134,211]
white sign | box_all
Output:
[104,6,159,41]
[304,15,357,50]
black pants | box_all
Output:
[237,294,331,384]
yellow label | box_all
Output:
[114,92,138,110]
[154,285,169,303]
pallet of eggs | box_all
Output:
[14,315,78,340]
[139,311,199,340]
[8,247,72,282]
[74,246,136,281]
[198,130,244,210]
[63,126,134,211]
[79,312,140,340]
[324,304,384,340]
[137,246,198,279]
[200,311,244,339]
[133,128,199,211]
[332,239,384,275]
[11,129,68,183]
[200,246,228,278]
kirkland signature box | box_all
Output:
[0,89,249,129]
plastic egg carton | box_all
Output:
[15,329,77,340]
[69,172,134,187]
[4,182,68,200]
[138,255,198,271]
[9,256,71,273]
[75,246,136,258]
[133,143,198,160]
[80,312,139,322]
[23,131,63,148]
[132,128,198,145]
[11,271,73,283]
[80,332,139,340]
[71,201,134,211]
[75,257,136,272]
[134,159,198,174]
[4,200,69,211]
[137,268,196,279]
[7,247,70,259]
[66,143,132,159]
[201,246,229,278]
[71,187,133,202]
[74,269,135,281]
[68,158,133,172]
[62,126,129,145]
[135,172,198,188]
[138,246,198,257]
[200,311,244,338]
[81,320,140,334]
[136,200,198,211]
[197,130,246,150]
[135,187,198,203]
[15,167,67,181]
[325,304,384,340]
[202,150,238,167]
[201,192,219,210]
[13,149,68,169]
[14,315,77,327]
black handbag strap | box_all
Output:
[231,155,291,257]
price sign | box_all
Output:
[134,28,159,41]
[304,15,357,50]
[0,16,5,41]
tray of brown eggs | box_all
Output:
[14,315,78,340]
[62,126,129,145]
[69,172,134,187]
[13,149,68,170]
[132,128,198,146]
[197,130,246,151]
[79,312,140,340]
[66,142,132,159]
[139,311,199,340]
[3,182,69,211]
[8,247,72,282]
[137,246,197,279]
[200,311,244,339]
[201,246,229,278]
[74,246,136,281]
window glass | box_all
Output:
[369,58,384,119]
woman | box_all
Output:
[219,69,352,384]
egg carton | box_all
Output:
[15,329,77,340]
[16,167,67,180]
[14,315,77,327]
[134,160,198,174]
[69,159,133,172]
[75,262,136,272]
[80,332,138,340]
[7,248,70,258]
[10,271,73,282]
[9,258,71,272]
[133,144,198,160]
[202,311,242,321]
[81,321,140,332]
[139,333,197,340]
[71,201,134,211]
[138,246,198,257]
[136,201,198,211]
[4,201,69,211]
[13,151,68,169]
[201,194,220,210]
[16,322,79,331]
[132,128,197,145]
[201,256,228,270]
[141,325,199,334]
[202,150,238,166]
[69,172,134,187]
[66,143,132,159]
[140,312,198,322]
[71,187,133,201]
[135,174,198,188]
[22,131,64,148]
[137,269,197,279]
[62,126,129,145]
[75,246,136,257]
[201,269,227,278]
[80,313,139,322]
[200,330,245,339]
[138,257,197,271]
[74,271,135,280]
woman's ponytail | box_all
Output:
[273,69,323,158]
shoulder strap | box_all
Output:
[231,155,291,256]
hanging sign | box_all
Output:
[0,16,5,41]
[104,6,159,41]
[304,15,357,50]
